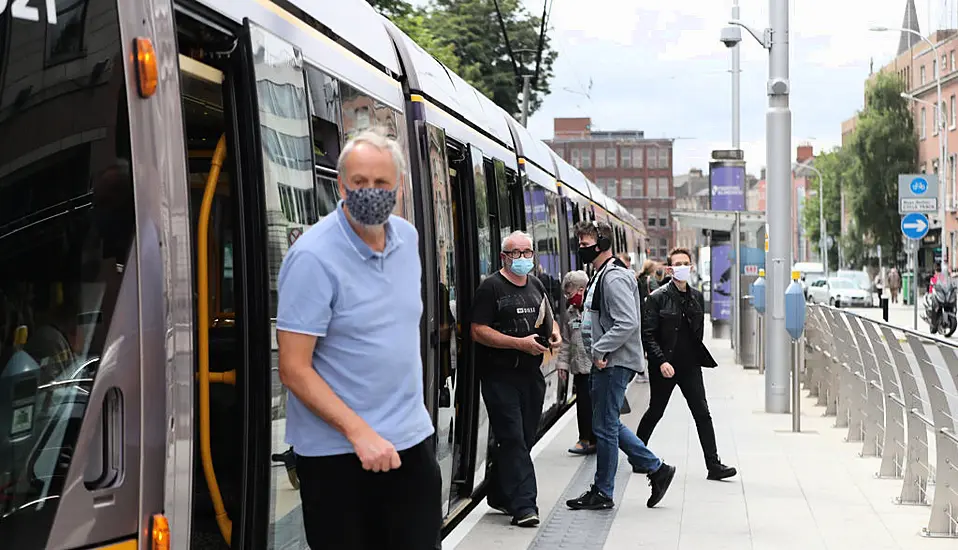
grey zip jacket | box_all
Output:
[582,262,645,373]
[557,305,591,375]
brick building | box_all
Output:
[545,117,674,259]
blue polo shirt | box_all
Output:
[276,201,434,457]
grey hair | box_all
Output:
[562,270,589,291]
[336,128,406,181]
[501,230,533,251]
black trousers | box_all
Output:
[573,373,595,445]
[297,437,442,550]
[636,362,720,468]
[481,369,546,515]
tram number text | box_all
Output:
[0,0,58,24]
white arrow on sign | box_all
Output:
[903,218,928,232]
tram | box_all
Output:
[0,0,647,548]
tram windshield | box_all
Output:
[0,2,135,546]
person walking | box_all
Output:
[888,267,901,304]
[637,247,737,481]
[276,130,441,549]
[557,270,596,456]
[566,220,675,511]
[471,231,562,528]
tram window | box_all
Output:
[305,65,342,217]
[471,150,493,277]
[339,83,414,221]
[0,0,134,544]
[495,161,514,236]
[45,0,88,65]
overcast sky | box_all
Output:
[521,0,958,176]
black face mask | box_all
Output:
[578,245,600,266]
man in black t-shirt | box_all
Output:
[471,230,561,529]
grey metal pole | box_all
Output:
[731,0,741,149]
[758,314,765,373]
[765,0,792,413]
[936,52,947,276]
[792,337,803,432]
[913,245,919,330]
[820,177,827,276]
[733,211,742,363]
[521,74,531,127]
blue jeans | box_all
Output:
[591,366,662,497]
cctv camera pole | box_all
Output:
[765,0,792,413]
[732,0,741,149]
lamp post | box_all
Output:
[794,160,827,278]
[872,26,947,275]
[726,0,792,414]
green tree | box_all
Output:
[846,71,919,264]
[429,0,557,118]
[391,9,464,72]
[800,147,857,272]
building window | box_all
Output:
[634,177,645,197]
[950,154,956,208]
[659,211,668,227]
[553,146,564,159]
[571,149,580,168]
[952,95,956,128]
[596,148,607,168]
[606,148,617,168]
[921,107,927,139]
[658,149,669,170]
[934,59,938,79]
[579,148,591,169]
[631,207,643,219]
[602,178,617,196]
[657,177,669,198]
[633,148,644,169]
[648,210,656,227]
[620,178,632,198]
[952,51,956,71]
[621,148,632,168]
[921,65,926,85]
[935,103,940,136]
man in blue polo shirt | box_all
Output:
[276,130,440,549]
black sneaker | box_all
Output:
[707,463,737,480]
[511,511,540,527]
[566,485,614,510]
[647,463,676,508]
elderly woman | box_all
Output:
[557,270,596,455]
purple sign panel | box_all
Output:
[709,163,746,211]
[711,244,732,321]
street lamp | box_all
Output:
[794,160,827,279]
[724,0,792,414]
[872,26,948,276]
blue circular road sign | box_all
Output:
[910,176,929,195]
[901,212,930,240]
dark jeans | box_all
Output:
[573,373,595,444]
[592,366,661,497]
[482,369,547,515]
[637,362,720,468]
[297,437,442,549]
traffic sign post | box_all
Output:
[901,212,930,240]
[898,174,939,214]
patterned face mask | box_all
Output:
[344,186,397,226]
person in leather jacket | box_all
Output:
[636,247,737,481]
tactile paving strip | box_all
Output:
[526,454,635,549]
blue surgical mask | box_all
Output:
[510,258,534,276]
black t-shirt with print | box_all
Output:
[472,272,548,373]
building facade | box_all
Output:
[545,117,674,260]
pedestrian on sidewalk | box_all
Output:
[471,230,562,528]
[566,221,676,511]
[557,270,597,456]
[637,247,737,481]
[888,267,901,304]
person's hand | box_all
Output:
[660,362,675,378]
[595,358,608,370]
[349,426,401,472]
[517,334,548,355]
[549,330,562,350]
[558,369,568,382]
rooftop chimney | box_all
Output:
[796,144,814,164]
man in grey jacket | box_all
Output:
[566,221,676,511]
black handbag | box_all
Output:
[620,395,632,415]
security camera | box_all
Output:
[721,26,742,48]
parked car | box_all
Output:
[806,277,872,307]
[836,269,875,306]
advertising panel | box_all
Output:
[711,244,732,321]
[709,162,746,211]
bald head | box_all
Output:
[501,230,533,252]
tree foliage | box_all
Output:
[368,0,557,118]
[800,147,854,272]
[845,71,919,264]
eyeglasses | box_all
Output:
[503,249,535,259]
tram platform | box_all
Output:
[444,329,956,550]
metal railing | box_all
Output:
[804,304,958,538]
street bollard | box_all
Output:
[881,287,890,322]
[753,270,766,374]
[784,270,807,432]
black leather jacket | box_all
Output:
[642,282,718,370]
